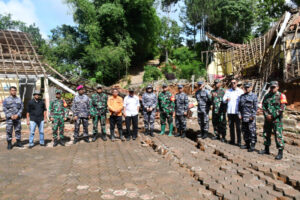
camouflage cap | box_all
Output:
[162,83,168,88]
[214,79,220,84]
[96,85,103,89]
[178,84,183,89]
[128,88,134,92]
[55,89,62,94]
[270,81,279,87]
[243,82,252,88]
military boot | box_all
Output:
[84,137,90,143]
[73,138,78,144]
[102,133,107,141]
[212,132,220,140]
[16,139,23,147]
[149,129,154,137]
[160,124,166,135]
[53,139,59,147]
[7,140,12,150]
[59,139,65,146]
[181,130,186,138]
[145,129,149,136]
[202,131,208,139]
[248,143,255,152]
[168,123,174,136]
[174,129,181,137]
[92,134,97,142]
[259,146,270,155]
[240,142,249,149]
[275,149,283,160]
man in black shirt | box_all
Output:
[27,90,47,148]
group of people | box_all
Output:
[3,79,287,160]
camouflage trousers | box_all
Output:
[175,115,187,131]
[6,118,21,141]
[52,116,64,139]
[242,119,257,144]
[160,112,173,125]
[74,117,89,139]
[212,112,226,137]
[143,110,156,130]
[263,120,284,150]
[198,112,209,133]
[92,115,106,135]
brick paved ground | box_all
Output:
[0,117,299,200]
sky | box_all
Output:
[0,0,75,39]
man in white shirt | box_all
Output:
[223,79,244,146]
[124,88,140,141]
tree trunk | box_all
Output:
[165,49,169,64]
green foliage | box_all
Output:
[171,46,197,65]
[143,65,164,82]
[177,60,206,80]
[45,0,161,85]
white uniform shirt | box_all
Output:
[223,88,244,114]
[124,95,140,116]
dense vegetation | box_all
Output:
[1,0,298,85]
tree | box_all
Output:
[46,0,161,85]
[159,16,182,63]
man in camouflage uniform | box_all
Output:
[211,79,227,142]
[49,89,68,147]
[142,85,157,137]
[174,85,189,138]
[72,85,90,144]
[90,85,108,142]
[259,81,287,160]
[158,83,175,136]
[3,86,23,150]
[238,82,258,152]
[195,81,211,139]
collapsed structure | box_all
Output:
[202,9,300,110]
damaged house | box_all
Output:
[202,9,300,110]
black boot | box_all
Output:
[53,139,59,147]
[248,143,255,152]
[149,129,154,137]
[73,138,78,144]
[102,134,107,141]
[92,134,97,142]
[275,149,283,160]
[84,137,90,143]
[212,134,220,140]
[7,140,12,150]
[259,146,270,155]
[59,139,65,146]
[175,130,181,137]
[181,130,186,138]
[240,142,249,149]
[144,129,149,136]
[202,131,208,139]
[16,139,23,147]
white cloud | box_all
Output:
[0,0,47,38]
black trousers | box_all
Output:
[125,115,138,138]
[228,114,241,144]
[110,116,122,138]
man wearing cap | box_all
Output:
[211,79,227,142]
[238,82,258,152]
[259,81,287,160]
[49,89,68,147]
[142,85,157,137]
[195,81,211,139]
[27,90,47,148]
[124,88,140,140]
[158,84,175,136]
[107,88,124,141]
[90,85,108,142]
[72,85,90,144]
[174,85,189,138]
[3,86,23,150]
[223,78,244,146]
